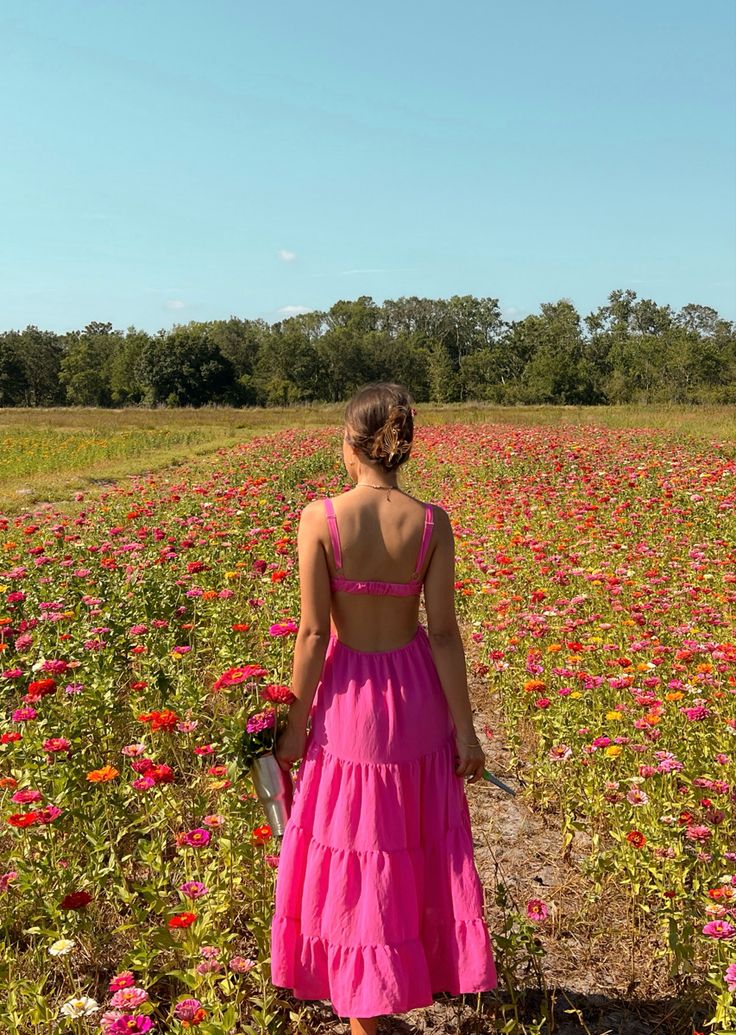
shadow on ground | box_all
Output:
[300,986,703,1034]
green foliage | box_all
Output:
[0,289,733,408]
[137,325,238,406]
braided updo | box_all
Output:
[344,382,415,472]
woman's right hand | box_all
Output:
[454,734,486,784]
[274,721,307,773]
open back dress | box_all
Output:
[270,497,497,1018]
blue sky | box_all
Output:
[1,0,734,333]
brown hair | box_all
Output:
[344,382,415,472]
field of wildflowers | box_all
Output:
[0,419,734,1033]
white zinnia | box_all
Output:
[59,995,99,1017]
[48,938,75,956]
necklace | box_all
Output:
[355,481,401,500]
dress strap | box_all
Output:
[323,498,343,571]
[413,504,434,577]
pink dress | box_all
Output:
[270,498,497,1018]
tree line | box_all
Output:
[0,289,733,408]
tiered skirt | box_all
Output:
[270,624,497,1018]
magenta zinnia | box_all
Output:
[246,709,276,734]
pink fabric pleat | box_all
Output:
[270,624,498,1018]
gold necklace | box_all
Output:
[355,481,401,500]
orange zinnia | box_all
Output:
[86,766,119,783]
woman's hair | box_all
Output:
[344,382,415,472]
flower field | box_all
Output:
[1,419,735,1033]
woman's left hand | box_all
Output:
[274,722,307,773]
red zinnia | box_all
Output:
[626,830,647,849]
[24,678,57,702]
[7,811,40,828]
[138,709,179,732]
[213,664,268,690]
[168,912,197,929]
[60,891,93,910]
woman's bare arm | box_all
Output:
[286,501,332,732]
[423,507,485,782]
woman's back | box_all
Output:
[324,489,435,653]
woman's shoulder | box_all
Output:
[305,489,449,523]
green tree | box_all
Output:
[2,326,65,405]
[137,325,237,406]
[517,300,599,404]
[0,337,29,405]
[59,322,120,406]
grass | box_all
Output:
[2,402,734,515]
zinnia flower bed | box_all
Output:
[1,420,734,1032]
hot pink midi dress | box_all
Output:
[270,499,497,1018]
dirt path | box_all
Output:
[297,638,698,1035]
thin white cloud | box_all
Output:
[277,304,312,316]
[278,249,297,263]
[165,299,187,310]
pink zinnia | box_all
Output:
[109,971,135,992]
[725,963,736,992]
[196,959,222,974]
[99,1013,125,1033]
[681,704,710,721]
[122,743,147,757]
[41,659,68,674]
[229,956,256,973]
[11,707,36,722]
[43,737,71,753]
[173,998,203,1021]
[179,880,209,899]
[11,789,42,804]
[268,620,298,637]
[37,805,62,824]
[106,1017,154,1035]
[702,920,735,939]
[176,828,211,848]
[685,825,711,842]
[246,709,276,734]
[526,898,549,922]
[0,870,18,892]
[110,987,149,1010]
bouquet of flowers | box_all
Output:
[237,685,297,835]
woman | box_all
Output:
[270,382,497,1034]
